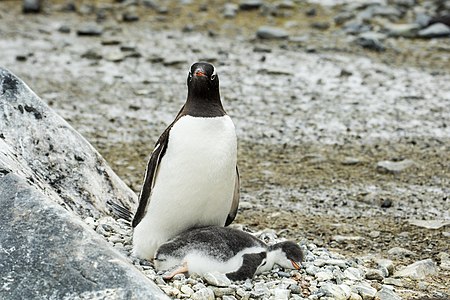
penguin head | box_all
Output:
[187,62,219,96]
[264,241,303,271]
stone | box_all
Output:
[239,0,263,10]
[23,0,41,13]
[365,269,384,281]
[315,271,334,281]
[332,235,364,243]
[334,11,355,25]
[408,219,450,229]
[355,32,386,52]
[223,296,237,300]
[180,285,194,296]
[203,271,231,287]
[394,259,438,280]
[352,283,377,300]
[376,159,416,174]
[418,23,450,38]
[58,25,71,33]
[385,23,420,38]
[211,287,235,297]
[310,22,330,30]
[273,288,290,300]
[192,287,215,300]
[256,26,289,39]
[0,68,135,218]
[122,10,139,22]
[223,3,238,18]
[344,267,364,281]
[0,174,167,299]
[375,286,401,300]
[321,283,351,300]
[374,259,394,276]
[77,24,103,36]
[387,247,414,258]
[343,21,371,35]
[383,278,404,287]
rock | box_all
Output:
[81,49,103,60]
[385,23,420,38]
[418,23,450,38]
[223,296,237,300]
[310,22,330,30]
[374,259,394,276]
[58,25,71,33]
[341,157,360,165]
[352,282,377,300]
[203,271,231,287]
[273,288,290,300]
[315,270,334,281]
[387,247,414,258]
[383,278,404,287]
[239,0,263,10]
[0,173,167,299]
[305,7,317,17]
[375,286,402,300]
[23,0,41,13]
[355,32,386,52]
[332,235,364,243]
[211,287,235,297]
[122,10,139,22]
[344,267,364,281]
[256,26,289,39]
[376,159,416,174]
[365,269,384,281]
[408,219,450,229]
[0,68,135,219]
[321,283,351,300]
[223,3,238,18]
[77,24,103,36]
[394,259,438,280]
[343,21,371,35]
[192,287,215,300]
[334,11,354,25]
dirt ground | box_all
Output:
[0,0,449,299]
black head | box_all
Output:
[183,62,225,117]
[187,62,219,97]
[269,241,304,270]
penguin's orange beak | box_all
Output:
[194,70,207,77]
[291,260,301,270]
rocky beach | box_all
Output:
[0,0,449,299]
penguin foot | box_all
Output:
[163,262,188,280]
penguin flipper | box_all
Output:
[132,128,169,228]
[107,200,133,223]
[226,251,266,281]
[225,166,240,226]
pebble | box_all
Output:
[273,288,290,300]
[23,0,41,13]
[393,258,438,280]
[256,26,289,40]
[211,286,235,297]
[344,267,364,281]
[418,23,450,38]
[58,25,71,34]
[192,287,215,300]
[376,159,416,174]
[365,269,384,281]
[375,285,402,300]
[321,283,351,300]
[203,271,231,287]
[332,235,364,243]
[355,32,386,52]
[387,247,414,258]
[77,24,103,36]
[352,282,377,300]
[223,3,238,19]
[239,0,263,10]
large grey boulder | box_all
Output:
[0,173,167,299]
[0,67,136,219]
[0,68,167,299]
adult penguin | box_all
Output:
[132,62,239,259]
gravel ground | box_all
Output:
[1,0,449,299]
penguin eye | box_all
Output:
[210,74,216,81]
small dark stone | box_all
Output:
[240,0,263,10]
[355,32,386,52]
[380,198,393,208]
[58,25,71,34]
[18,105,24,114]
[23,0,41,13]
[305,7,316,16]
[122,12,139,22]
[310,22,330,30]
[77,24,103,36]
[16,55,27,62]
[24,105,42,119]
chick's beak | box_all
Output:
[291,260,301,270]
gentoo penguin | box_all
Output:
[154,226,303,281]
[132,62,240,259]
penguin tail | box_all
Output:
[107,199,133,224]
